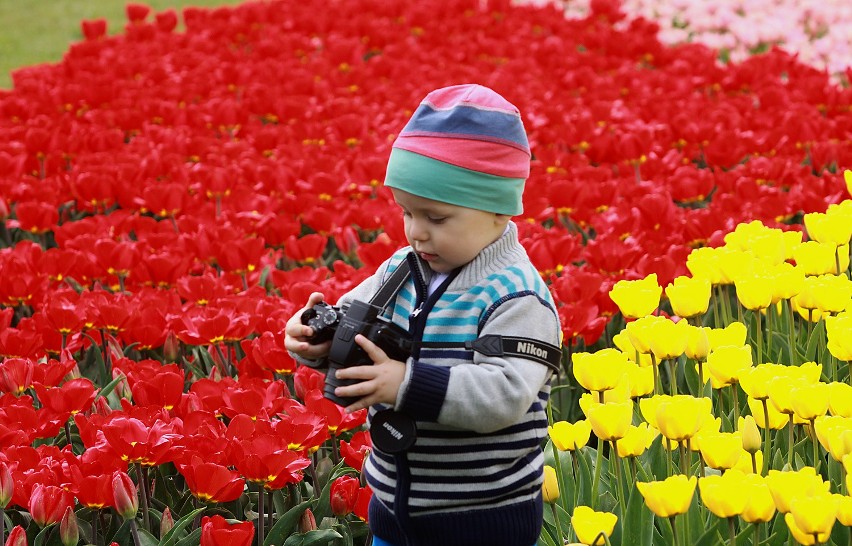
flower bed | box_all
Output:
[0,0,849,545]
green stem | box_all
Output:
[257,485,265,546]
[766,304,773,363]
[728,517,737,546]
[551,503,565,546]
[129,518,142,546]
[667,359,678,396]
[732,384,740,428]
[651,353,660,396]
[697,360,706,397]
[787,299,798,366]
[547,400,571,515]
[753,522,760,546]
[787,414,795,469]
[810,418,820,471]
[755,309,763,366]
[761,398,771,475]
[612,440,626,518]
[670,516,680,546]
[591,443,604,510]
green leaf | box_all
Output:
[82,333,109,386]
[263,499,315,546]
[159,507,205,546]
[284,528,342,546]
[33,524,55,546]
[138,526,159,546]
[537,526,559,546]
[575,447,594,507]
[656,514,674,546]
[174,528,202,546]
[693,518,723,546]
[619,483,653,546]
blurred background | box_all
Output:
[0,1,243,89]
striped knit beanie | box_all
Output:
[384,84,531,215]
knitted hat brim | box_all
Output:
[385,148,524,216]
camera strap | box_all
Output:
[369,259,412,310]
[419,335,562,374]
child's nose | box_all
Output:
[408,219,429,241]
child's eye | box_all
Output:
[428,216,447,224]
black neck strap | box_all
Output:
[369,258,412,310]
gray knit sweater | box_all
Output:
[336,222,562,546]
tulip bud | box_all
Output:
[60,506,79,546]
[111,471,139,520]
[298,508,317,533]
[0,462,13,509]
[160,506,175,537]
[4,525,27,546]
[163,331,181,363]
[542,465,559,504]
[740,415,762,454]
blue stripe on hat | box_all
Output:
[400,103,529,152]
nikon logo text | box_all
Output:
[517,342,547,359]
[382,421,403,440]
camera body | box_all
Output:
[301,299,412,406]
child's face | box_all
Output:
[391,188,509,273]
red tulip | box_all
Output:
[0,462,13,508]
[330,475,359,516]
[29,484,74,527]
[200,514,254,546]
[339,430,372,472]
[111,471,138,520]
[176,455,245,503]
[0,358,34,396]
[81,18,107,41]
[4,525,27,546]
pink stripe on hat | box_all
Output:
[394,135,530,179]
[421,84,520,114]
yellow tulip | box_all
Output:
[739,415,762,454]
[845,169,852,196]
[782,230,805,261]
[639,395,671,430]
[846,454,852,493]
[791,382,830,421]
[706,321,747,350]
[836,493,852,527]
[768,262,805,303]
[646,317,688,361]
[549,420,592,451]
[718,250,760,288]
[665,275,711,318]
[740,474,777,523]
[686,416,722,452]
[732,448,763,475]
[765,467,830,513]
[747,230,787,266]
[613,331,653,367]
[698,469,748,518]
[609,273,661,319]
[788,493,837,538]
[785,513,832,545]
[586,401,633,441]
[705,345,753,387]
[748,396,789,430]
[572,348,630,393]
[656,395,712,443]
[828,381,852,417]
[636,474,697,518]
[794,241,848,276]
[740,363,787,400]
[768,377,798,417]
[684,325,710,362]
[686,246,728,285]
[798,361,824,382]
[617,423,658,458]
[813,415,852,461]
[624,361,655,398]
[735,274,773,311]
[811,274,852,314]
[804,209,852,247]
[724,220,772,251]
[698,432,744,471]
[826,314,852,362]
[542,465,559,504]
[570,506,617,546]
[624,315,668,355]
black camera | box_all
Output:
[301,299,412,406]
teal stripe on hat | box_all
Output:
[384,148,524,216]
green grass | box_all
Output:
[0,0,246,89]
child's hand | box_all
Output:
[284,292,332,359]
[334,334,406,413]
